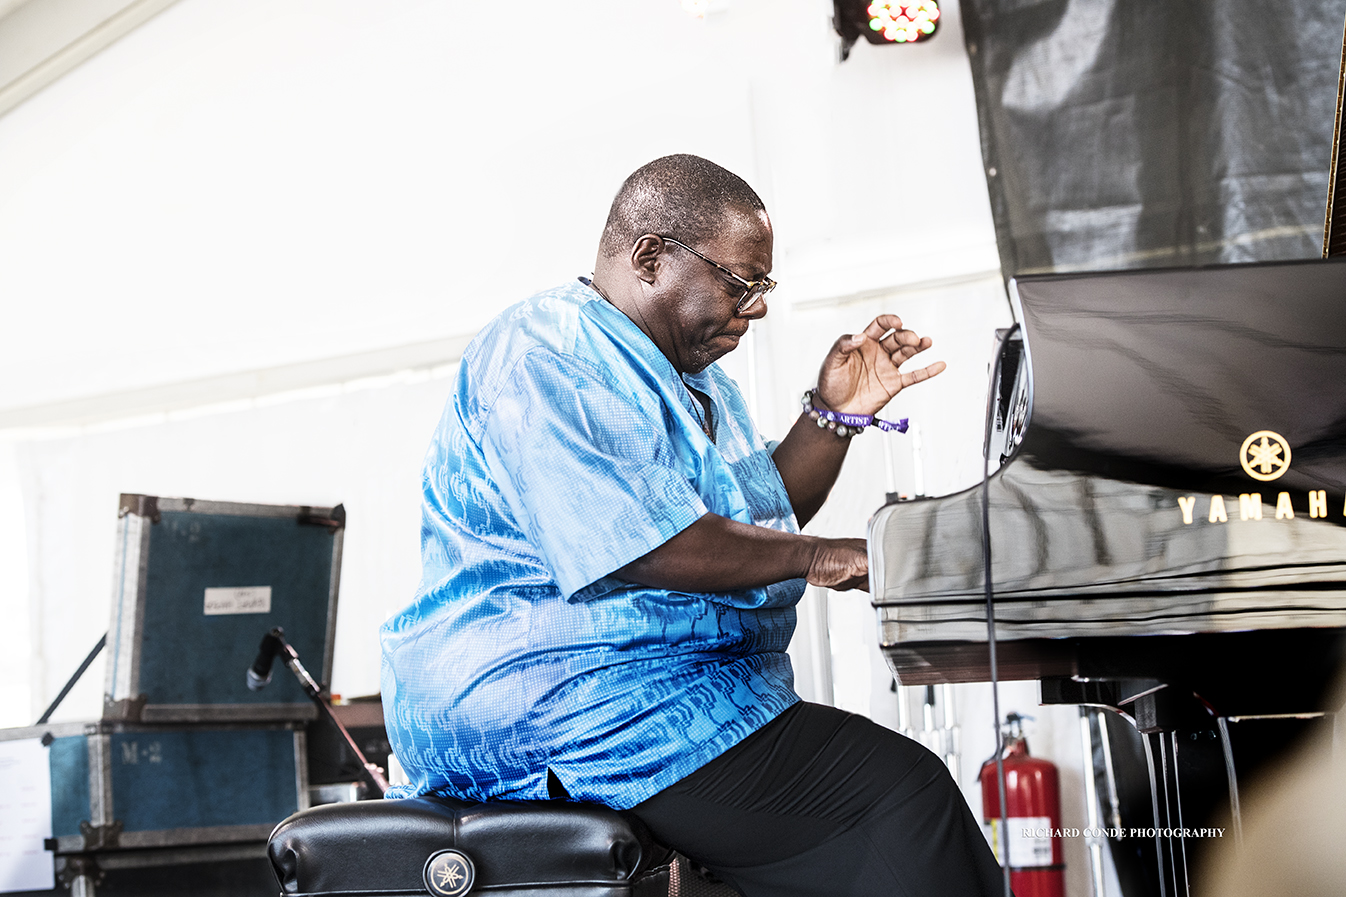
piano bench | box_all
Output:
[266,795,694,897]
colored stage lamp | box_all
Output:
[833,0,941,59]
[867,2,940,43]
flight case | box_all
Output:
[21,494,344,883]
[5,720,306,854]
[103,494,343,723]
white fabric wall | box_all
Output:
[0,2,1115,893]
[0,0,1003,712]
[8,371,453,721]
[0,0,998,416]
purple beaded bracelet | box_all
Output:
[801,389,909,438]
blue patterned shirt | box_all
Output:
[379,278,804,809]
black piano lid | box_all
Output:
[1011,257,1346,496]
[869,258,1346,676]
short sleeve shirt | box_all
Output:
[379,278,804,810]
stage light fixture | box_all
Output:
[833,1,941,59]
[868,2,940,42]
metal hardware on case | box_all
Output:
[136,703,319,724]
[109,823,278,850]
[117,493,160,523]
[299,503,346,533]
[78,820,123,851]
[102,694,147,723]
[88,731,113,830]
[56,855,104,890]
[294,729,312,812]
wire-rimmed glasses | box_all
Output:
[659,236,776,315]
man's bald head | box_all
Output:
[598,154,767,259]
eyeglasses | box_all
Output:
[659,236,776,315]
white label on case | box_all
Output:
[204,586,272,615]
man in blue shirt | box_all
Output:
[382,155,1003,896]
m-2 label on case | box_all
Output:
[204,586,272,615]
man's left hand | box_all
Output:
[815,314,945,414]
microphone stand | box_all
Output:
[258,627,390,796]
[36,633,106,725]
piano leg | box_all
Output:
[1214,717,1243,848]
[1080,708,1120,897]
[1073,706,1166,897]
[1134,690,1271,897]
[1050,679,1333,897]
[1147,729,1200,897]
[1139,731,1172,897]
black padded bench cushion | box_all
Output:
[267,795,659,896]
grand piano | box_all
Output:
[868,257,1346,896]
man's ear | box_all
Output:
[630,234,663,285]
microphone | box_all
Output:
[247,628,285,691]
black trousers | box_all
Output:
[629,702,1006,897]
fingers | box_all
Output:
[900,360,946,389]
[805,538,869,591]
[880,327,929,352]
[859,317,932,361]
[820,315,945,410]
[910,359,947,380]
[863,315,903,341]
[844,317,934,360]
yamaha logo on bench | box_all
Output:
[423,848,475,896]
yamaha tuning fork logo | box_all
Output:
[1239,430,1291,482]
[423,848,476,896]
[1175,429,1340,525]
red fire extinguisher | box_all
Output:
[979,713,1065,897]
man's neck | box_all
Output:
[589,260,675,369]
